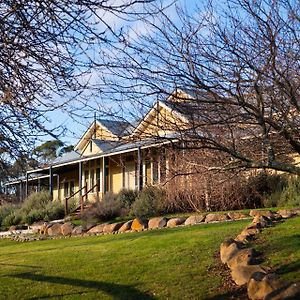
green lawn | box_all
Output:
[1,216,298,300]
[0,220,247,300]
[254,215,300,283]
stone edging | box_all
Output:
[1,211,251,241]
[220,209,300,300]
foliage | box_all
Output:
[0,204,16,228]
[22,191,52,213]
[0,191,64,227]
[81,192,126,222]
[132,186,166,218]
[116,188,138,209]
[277,177,300,207]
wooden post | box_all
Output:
[65,197,68,216]
[137,147,142,191]
[25,173,29,198]
[49,166,53,199]
[96,182,99,202]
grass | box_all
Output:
[254,215,300,283]
[0,220,248,300]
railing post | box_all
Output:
[64,197,68,216]
[96,182,99,202]
[85,181,88,202]
[80,195,83,214]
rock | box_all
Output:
[227,212,249,220]
[87,223,108,234]
[118,220,133,233]
[250,210,275,219]
[184,215,205,226]
[148,217,167,229]
[167,217,186,228]
[29,221,45,233]
[235,232,252,243]
[220,239,241,265]
[231,265,268,286]
[205,213,228,223]
[131,218,147,231]
[61,223,74,236]
[240,227,260,237]
[47,223,62,236]
[8,225,17,232]
[40,223,52,235]
[277,209,295,219]
[103,222,124,233]
[253,215,272,228]
[265,282,300,300]
[227,248,256,269]
[248,273,283,300]
[72,226,84,235]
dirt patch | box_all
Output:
[206,251,247,300]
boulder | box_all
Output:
[61,223,74,236]
[184,215,205,226]
[240,227,260,237]
[277,209,295,219]
[118,220,133,233]
[103,222,124,234]
[227,248,256,269]
[205,213,228,223]
[8,225,17,232]
[87,223,108,234]
[250,210,275,219]
[167,217,186,228]
[252,215,272,228]
[47,223,62,236]
[40,222,52,235]
[148,217,167,229]
[235,232,252,243]
[248,273,283,300]
[220,239,241,265]
[29,221,45,233]
[265,282,300,300]
[231,265,268,286]
[131,218,147,231]
[72,226,84,235]
[227,212,249,220]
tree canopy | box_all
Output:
[99,0,300,175]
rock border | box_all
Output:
[0,211,251,241]
[220,208,300,299]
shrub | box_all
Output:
[116,189,138,209]
[277,177,300,207]
[132,186,166,218]
[43,201,65,221]
[82,192,126,222]
[0,204,16,227]
[2,210,24,228]
[22,191,52,213]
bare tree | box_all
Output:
[98,0,300,175]
[0,0,155,179]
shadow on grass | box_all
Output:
[9,272,156,300]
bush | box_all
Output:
[82,192,126,222]
[277,177,300,207]
[2,210,24,228]
[43,201,65,221]
[132,186,166,218]
[116,189,138,209]
[22,191,52,213]
[0,204,16,228]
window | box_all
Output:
[64,180,75,198]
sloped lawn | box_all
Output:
[254,215,300,284]
[0,220,248,300]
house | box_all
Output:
[5,90,194,211]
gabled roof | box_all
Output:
[97,119,130,136]
[74,119,130,152]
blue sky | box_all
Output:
[43,0,202,147]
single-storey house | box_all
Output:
[6,90,195,211]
